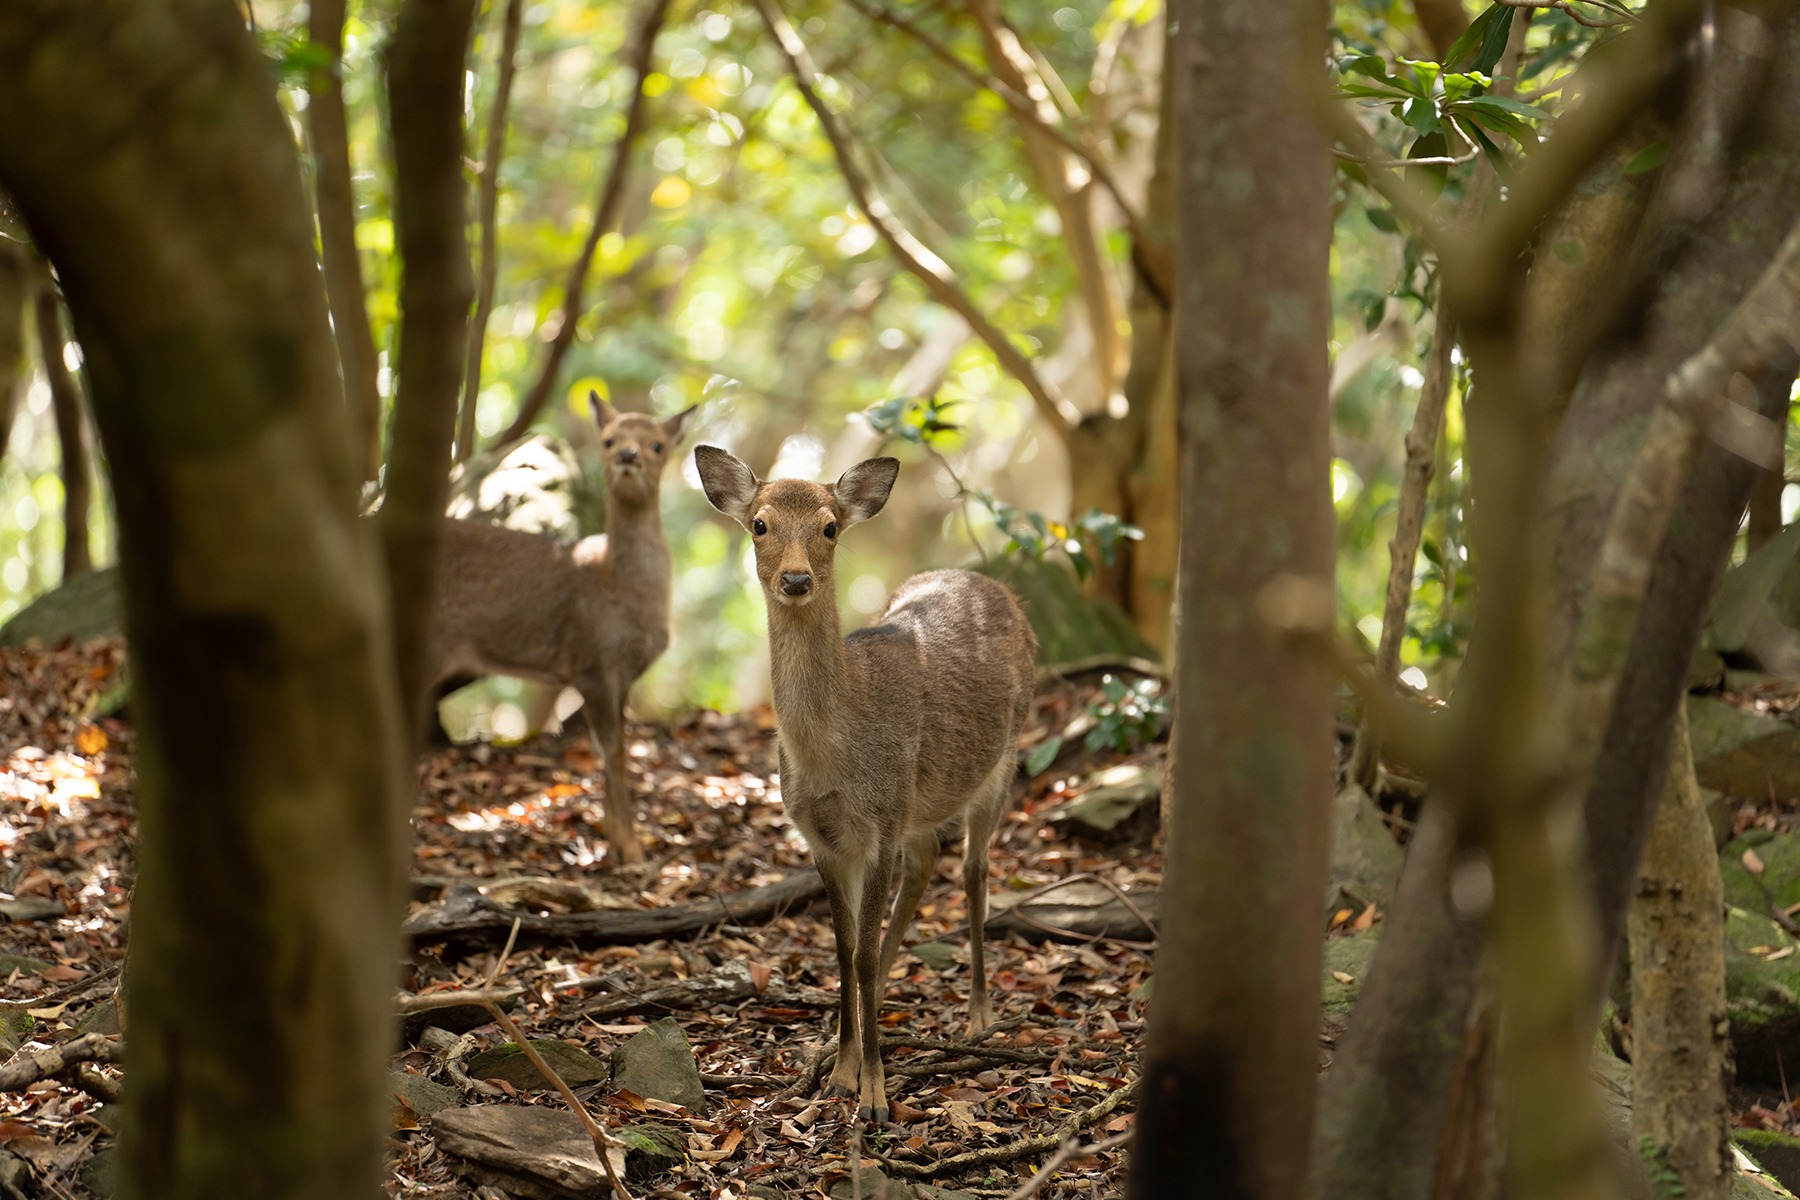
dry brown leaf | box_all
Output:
[1745,848,1767,876]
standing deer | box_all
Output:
[430,395,693,865]
[694,444,1036,1123]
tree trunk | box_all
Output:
[0,240,26,465]
[382,0,479,741]
[1410,0,1470,60]
[35,289,91,578]
[455,0,523,464]
[309,0,384,484]
[1628,699,1731,1200]
[1128,0,1333,1195]
[1747,464,1785,552]
[0,1,412,1195]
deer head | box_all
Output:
[593,392,695,506]
[693,445,899,609]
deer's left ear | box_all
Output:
[661,404,698,443]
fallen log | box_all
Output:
[403,869,826,949]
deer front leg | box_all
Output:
[962,775,1007,1035]
[818,862,863,1101]
[582,684,645,865]
[855,849,897,1124]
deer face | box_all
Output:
[593,393,694,505]
[694,446,899,610]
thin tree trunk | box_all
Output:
[0,1,412,1195]
[1129,0,1333,1195]
[382,0,479,741]
[35,288,89,577]
[309,0,384,483]
[1747,464,1784,552]
[455,0,523,464]
[1629,699,1731,1200]
[493,0,670,452]
[1410,0,1470,60]
[0,240,27,465]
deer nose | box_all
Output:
[780,571,813,596]
[617,445,639,464]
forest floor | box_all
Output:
[0,636,1164,1199]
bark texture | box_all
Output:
[1628,701,1731,1200]
[382,0,479,740]
[0,2,411,1196]
[0,241,26,464]
[35,289,90,578]
[1128,0,1334,1196]
[309,0,384,483]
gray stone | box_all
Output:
[467,1040,610,1092]
[79,1147,114,1199]
[389,1071,459,1116]
[1042,764,1162,836]
[75,998,120,1037]
[432,1105,609,1199]
[609,1016,708,1115]
[1688,696,1800,799]
[615,1121,684,1181]
[1324,785,1405,914]
[0,567,121,648]
[0,898,64,923]
[0,956,52,977]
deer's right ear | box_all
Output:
[694,445,760,525]
[833,457,900,528]
[590,391,621,429]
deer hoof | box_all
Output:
[824,1083,856,1101]
[859,1103,889,1125]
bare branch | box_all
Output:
[755,0,1079,430]
[1497,0,1638,28]
[456,0,524,463]
[493,0,673,453]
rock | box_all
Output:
[0,956,52,977]
[979,556,1159,665]
[78,1146,113,1198]
[1325,785,1405,915]
[389,1071,459,1117]
[1320,929,1380,1028]
[986,879,1159,943]
[1687,696,1800,799]
[400,995,516,1046]
[467,1040,610,1092]
[610,1016,708,1115]
[75,999,120,1037]
[1722,906,1800,1087]
[431,1105,610,1199]
[1738,1131,1800,1196]
[0,1012,31,1057]
[0,898,65,922]
[0,567,122,648]
[1041,764,1162,840]
[1721,830,1800,913]
[615,1121,685,1181]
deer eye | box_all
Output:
[652,441,663,453]
[823,521,838,539]
[752,518,767,536]
[604,438,614,449]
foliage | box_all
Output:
[1636,1134,1687,1198]
[1084,673,1164,755]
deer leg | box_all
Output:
[582,685,644,865]
[877,829,940,983]
[962,764,1009,1035]
[856,846,898,1124]
[819,858,865,1101]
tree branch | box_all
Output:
[456,0,524,464]
[35,282,90,577]
[492,0,671,453]
[754,0,1079,432]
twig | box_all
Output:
[1332,147,1480,168]
[777,1039,839,1100]
[493,0,674,452]
[844,0,1172,301]
[753,0,1080,432]
[56,1062,121,1104]
[698,1070,791,1087]
[0,962,122,1011]
[1002,1128,1134,1200]
[1496,0,1638,27]
[393,985,523,1014]
[443,1030,482,1094]
[1033,654,1168,685]
[0,1033,119,1093]
[882,1078,1139,1179]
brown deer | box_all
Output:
[694,444,1036,1123]
[430,396,694,865]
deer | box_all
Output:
[429,395,694,866]
[694,443,1037,1123]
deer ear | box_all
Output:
[694,445,760,525]
[590,391,620,429]
[661,404,698,443]
[833,457,900,528]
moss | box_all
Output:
[1724,907,1800,1086]
[1321,929,1381,1025]
[1735,1130,1800,1197]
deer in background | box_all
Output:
[694,444,1036,1123]
[430,395,694,865]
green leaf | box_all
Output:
[1471,7,1515,74]
[1458,117,1513,175]
[1348,55,1396,83]
[1521,37,1581,81]
[863,396,909,435]
[1407,59,1442,97]
[1025,735,1062,777]
[1402,97,1442,138]
[1461,95,1550,121]
[1624,139,1669,174]
[1444,4,1503,69]
[1365,206,1401,233]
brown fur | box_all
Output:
[694,444,1037,1123]
[430,397,694,865]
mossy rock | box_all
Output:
[1723,829,1800,913]
[617,1121,685,1181]
[1724,906,1800,1087]
[1738,1131,1800,1196]
[0,567,121,648]
[978,556,1158,665]
[610,1016,708,1115]
[1688,697,1800,800]
[1321,929,1380,1026]
[1325,785,1404,916]
[465,1039,609,1091]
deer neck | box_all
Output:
[767,594,850,769]
[599,491,670,588]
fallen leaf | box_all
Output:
[40,966,84,983]
[1329,908,1353,931]
[1332,971,1355,985]
[26,1004,67,1019]
[1745,848,1767,876]
[73,723,106,757]
[887,1098,929,1124]
[1350,904,1378,932]
[1765,946,1796,962]
[749,962,771,992]
[0,1123,33,1147]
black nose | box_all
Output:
[618,446,639,464]
[780,572,813,596]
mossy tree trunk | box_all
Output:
[1629,700,1732,1200]
[1128,0,1334,1194]
[0,1,412,1195]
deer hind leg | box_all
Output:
[962,759,1011,1035]
[581,683,645,865]
[819,858,866,1102]
[877,828,941,984]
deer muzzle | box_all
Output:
[780,571,813,597]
